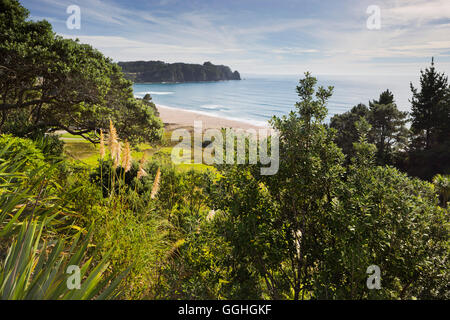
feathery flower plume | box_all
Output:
[150,167,161,199]
[99,129,105,159]
[108,119,116,149]
[122,140,132,172]
[137,154,148,180]
[108,120,120,168]
[113,142,121,169]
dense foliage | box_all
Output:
[118,60,241,83]
[331,60,449,180]
[0,138,129,299]
[0,0,162,143]
[161,74,448,300]
[331,90,408,167]
[409,59,450,179]
[0,0,448,301]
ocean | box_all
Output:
[133,75,416,127]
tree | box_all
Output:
[204,74,449,300]
[264,73,345,299]
[330,90,408,167]
[141,93,159,117]
[368,89,408,165]
[330,103,369,161]
[209,73,345,299]
[0,0,162,143]
[410,58,449,150]
[408,59,450,179]
[322,121,449,299]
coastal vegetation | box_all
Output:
[0,0,163,144]
[0,0,448,300]
[330,60,450,180]
[118,60,241,83]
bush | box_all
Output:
[35,134,65,160]
[0,134,46,171]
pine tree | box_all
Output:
[410,58,449,150]
[408,58,450,179]
[368,89,408,165]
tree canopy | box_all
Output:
[0,0,162,143]
[330,90,408,167]
[167,73,449,300]
[408,58,450,179]
[118,60,241,83]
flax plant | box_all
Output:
[0,142,129,299]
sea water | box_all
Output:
[133,74,416,126]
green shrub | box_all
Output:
[35,134,65,160]
[0,134,46,172]
[0,140,129,299]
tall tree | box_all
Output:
[210,73,345,299]
[330,90,408,166]
[410,58,449,150]
[408,59,450,179]
[330,103,369,161]
[206,74,449,300]
[0,0,162,143]
[326,122,449,299]
[368,89,408,165]
[266,73,345,299]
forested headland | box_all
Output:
[0,0,448,300]
[118,60,241,83]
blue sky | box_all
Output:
[21,0,450,76]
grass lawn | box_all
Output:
[59,129,216,173]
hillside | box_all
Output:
[117,61,241,83]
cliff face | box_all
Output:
[118,61,241,83]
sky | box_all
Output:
[20,0,450,76]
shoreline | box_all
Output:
[156,104,269,131]
[133,79,242,85]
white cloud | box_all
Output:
[272,48,319,54]
[33,0,450,75]
[383,0,450,26]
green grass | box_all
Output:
[60,132,84,140]
[177,163,216,173]
[64,141,97,165]
[60,129,215,173]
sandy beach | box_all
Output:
[157,105,268,131]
